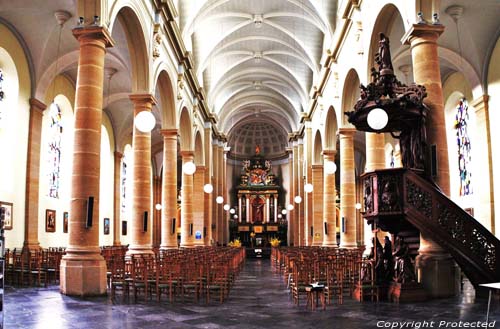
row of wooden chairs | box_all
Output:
[109,247,246,303]
[271,247,377,306]
[4,248,66,287]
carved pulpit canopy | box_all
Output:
[345,33,429,170]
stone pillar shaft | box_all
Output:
[339,128,357,248]
[112,151,122,246]
[193,166,206,246]
[61,26,114,296]
[311,165,324,246]
[23,98,47,251]
[127,94,156,255]
[322,150,337,247]
[180,152,195,247]
[160,129,178,249]
[365,133,385,172]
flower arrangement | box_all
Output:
[270,237,281,247]
[228,238,242,247]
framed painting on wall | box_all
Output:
[46,209,56,232]
[0,201,13,230]
[104,218,110,235]
[63,212,69,233]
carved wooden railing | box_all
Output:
[362,168,500,286]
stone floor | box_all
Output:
[4,259,499,329]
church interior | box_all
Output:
[0,0,500,327]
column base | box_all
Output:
[60,251,107,296]
[416,252,460,298]
[322,241,338,247]
[160,244,179,250]
[126,245,154,257]
[340,242,358,249]
[22,241,41,252]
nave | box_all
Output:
[4,259,496,329]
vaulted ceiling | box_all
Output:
[178,0,337,158]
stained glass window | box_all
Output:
[48,103,63,198]
[121,160,127,213]
[454,98,472,196]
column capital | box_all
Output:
[402,24,444,45]
[114,151,123,159]
[322,149,337,158]
[160,128,178,137]
[180,150,194,158]
[196,165,206,172]
[29,98,47,113]
[311,164,323,170]
[72,26,115,47]
[470,95,489,112]
[338,127,357,136]
[129,93,157,106]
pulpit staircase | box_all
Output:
[362,168,500,288]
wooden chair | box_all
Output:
[357,259,379,302]
[110,258,129,299]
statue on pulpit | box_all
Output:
[393,236,416,283]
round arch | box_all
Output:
[154,70,176,129]
[178,107,192,151]
[194,131,204,165]
[313,130,323,165]
[341,69,361,127]
[109,5,150,92]
[324,106,338,149]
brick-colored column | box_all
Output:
[305,123,313,246]
[212,141,220,244]
[404,24,458,297]
[216,144,224,244]
[203,126,213,245]
[152,176,161,248]
[311,164,324,246]
[365,133,385,172]
[126,94,156,256]
[470,96,494,232]
[160,129,178,249]
[292,142,299,245]
[322,150,337,247]
[339,128,357,248]
[403,24,449,195]
[223,147,229,244]
[60,26,114,296]
[286,150,294,245]
[23,98,47,252]
[112,151,122,246]
[298,141,305,245]
[180,151,195,247]
[193,165,206,246]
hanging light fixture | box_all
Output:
[182,161,196,175]
[294,196,302,204]
[223,204,230,211]
[50,10,71,111]
[216,196,224,204]
[304,183,314,193]
[229,208,236,214]
[324,161,337,175]
[155,203,162,210]
[135,111,156,133]
[367,108,388,130]
[203,183,213,193]
[355,203,362,210]
[287,204,294,211]
[281,209,287,215]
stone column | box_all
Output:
[311,164,324,246]
[292,142,299,245]
[60,26,114,296]
[23,98,47,252]
[403,24,449,194]
[223,147,229,244]
[322,150,337,247]
[403,24,458,297]
[180,151,195,247]
[212,141,219,244]
[203,125,213,246]
[365,133,385,172]
[238,196,242,223]
[470,96,494,232]
[152,176,161,248]
[112,151,122,246]
[126,94,156,256]
[160,129,178,249]
[339,128,357,248]
[193,165,206,246]
[305,122,313,246]
[298,139,305,245]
